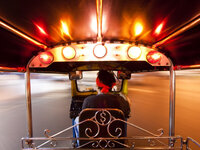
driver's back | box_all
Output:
[82,94,130,119]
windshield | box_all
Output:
[76,71,123,92]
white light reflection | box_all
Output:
[90,15,107,34]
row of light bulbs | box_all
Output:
[39,44,162,65]
[62,45,143,60]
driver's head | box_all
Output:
[96,70,116,93]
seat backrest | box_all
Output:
[79,108,126,148]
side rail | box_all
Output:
[21,109,186,149]
[22,136,183,150]
[185,137,200,150]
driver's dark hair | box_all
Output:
[97,70,116,88]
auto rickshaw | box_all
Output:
[18,39,200,149]
[17,37,199,149]
[0,0,200,149]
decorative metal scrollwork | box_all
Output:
[31,109,167,149]
[84,119,100,138]
[50,141,57,147]
[148,139,156,146]
[94,110,112,126]
[107,119,123,138]
[44,129,51,138]
[83,110,124,138]
[91,140,116,149]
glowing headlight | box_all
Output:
[62,46,76,59]
[39,51,54,64]
[146,51,161,64]
[127,46,142,59]
[93,45,107,58]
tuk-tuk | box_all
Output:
[0,0,200,149]
[15,41,200,150]
[19,40,200,150]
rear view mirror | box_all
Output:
[117,71,131,79]
[69,71,83,80]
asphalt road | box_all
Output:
[0,71,200,149]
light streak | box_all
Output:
[35,24,48,36]
[96,0,103,42]
[153,14,200,48]
[176,64,200,70]
[91,15,97,33]
[0,66,25,72]
[0,21,47,49]
[155,22,164,35]
[135,22,143,36]
[60,20,72,39]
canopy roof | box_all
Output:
[0,0,199,71]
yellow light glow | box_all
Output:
[128,46,141,59]
[91,15,97,33]
[62,46,76,59]
[91,15,107,34]
[155,23,163,35]
[135,22,143,36]
[60,20,71,38]
[93,45,107,58]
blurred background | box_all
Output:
[0,70,200,149]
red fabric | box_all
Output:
[96,78,116,93]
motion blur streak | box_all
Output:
[153,14,200,48]
[0,21,47,49]
[60,20,72,39]
[179,64,200,69]
[35,24,48,36]
[134,22,143,36]
[154,22,164,35]
[96,0,103,42]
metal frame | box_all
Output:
[22,136,184,150]
[25,57,35,146]
[24,54,175,146]
[24,59,200,149]
[25,66,33,138]
[169,59,175,138]
[186,137,200,149]
[25,61,173,141]
[23,109,177,149]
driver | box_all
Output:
[82,70,130,118]
[73,70,131,142]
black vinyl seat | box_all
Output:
[79,108,127,148]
